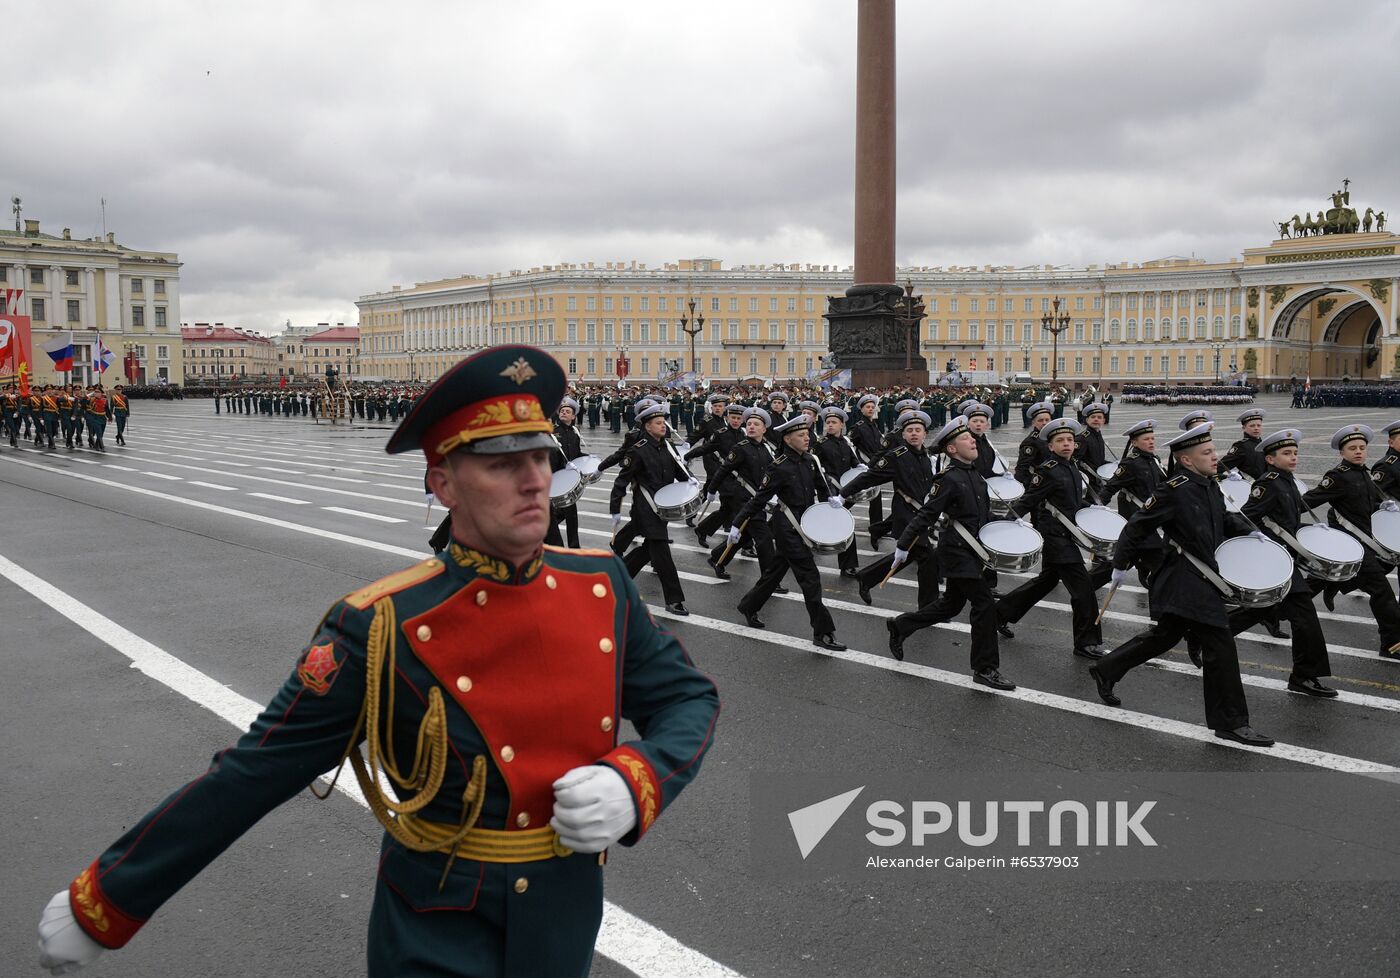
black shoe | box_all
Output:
[742,611,765,629]
[1187,643,1202,668]
[973,668,1016,691]
[1287,676,1338,698]
[773,586,789,595]
[740,546,757,558]
[840,567,860,578]
[1074,645,1107,660]
[1264,621,1289,640]
[1088,665,1120,706]
[886,620,905,661]
[814,634,846,652]
[997,623,1014,640]
[1215,725,1274,747]
[858,581,873,606]
[694,528,709,547]
[665,602,689,616]
[685,515,696,526]
[869,532,884,549]
[1322,586,1336,612]
[707,557,731,581]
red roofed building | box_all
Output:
[302,324,359,379]
[181,323,278,380]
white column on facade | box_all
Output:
[13,264,26,317]
[103,268,120,331]
[49,266,62,331]
[1391,276,1398,336]
[83,267,96,328]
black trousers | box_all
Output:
[1095,613,1251,731]
[738,521,835,636]
[711,514,776,574]
[1335,566,1400,652]
[857,539,940,607]
[891,574,999,672]
[837,538,859,572]
[1228,588,1330,679]
[623,539,685,606]
[998,559,1101,650]
[696,496,735,542]
[545,505,580,549]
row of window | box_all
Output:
[563,354,822,379]
[926,316,1245,343]
[0,266,166,292]
[23,297,169,328]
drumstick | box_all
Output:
[1094,581,1119,625]
[717,518,751,565]
[878,557,905,588]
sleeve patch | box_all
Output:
[1321,476,1332,488]
[1143,495,1156,509]
[1250,486,1263,498]
[929,482,940,496]
[297,642,344,695]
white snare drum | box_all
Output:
[1219,478,1252,513]
[985,475,1025,517]
[550,468,585,509]
[573,454,602,484]
[978,520,1043,573]
[1373,509,1400,561]
[1095,461,1119,483]
[800,505,856,554]
[652,481,703,521]
[839,465,878,503]
[1215,537,1293,607]
[1293,524,1362,582]
[1074,505,1125,557]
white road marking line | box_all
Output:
[220,461,251,467]
[259,466,305,474]
[0,551,744,978]
[66,457,100,464]
[168,454,208,461]
[650,608,1400,776]
[105,464,135,471]
[322,506,406,523]
[248,492,312,505]
[144,471,182,481]
[316,475,369,484]
[189,481,238,491]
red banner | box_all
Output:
[0,312,32,394]
[616,356,629,379]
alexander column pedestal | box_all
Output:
[825,283,926,389]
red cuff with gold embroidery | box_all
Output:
[599,746,660,840]
[69,861,146,949]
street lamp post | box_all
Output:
[1211,341,1226,384]
[407,349,416,382]
[895,279,923,375]
[678,298,706,375]
[1040,296,1071,388]
[1020,341,1032,373]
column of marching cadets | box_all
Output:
[543,390,1400,749]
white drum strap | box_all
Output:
[1260,517,1311,565]
[950,521,994,564]
[1164,539,1235,600]
[1044,502,1098,552]
[1333,512,1396,562]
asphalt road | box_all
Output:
[2,393,1398,977]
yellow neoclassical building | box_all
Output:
[355,211,1400,389]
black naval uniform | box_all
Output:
[704,435,778,574]
[1101,446,1167,585]
[997,457,1103,653]
[1219,433,1265,480]
[1305,460,1400,655]
[547,418,585,549]
[1095,470,1255,731]
[733,449,838,639]
[611,434,689,608]
[845,443,940,606]
[887,459,1000,671]
[848,411,885,531]
[814,431,862,574]
[1014,427,1051,486]
[1374,447,1400,591]
[971,431,998,479]
[1226,467,1331,679]
[686,413,743,543]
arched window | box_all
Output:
[1110,319,1121,341]
[1178,317,1190,339]
[1212,316,1224,339]
[1195,317,1207,339]
[1143,318,1155,341]
[1230,315,1241,339]
[1126,318,1138,341]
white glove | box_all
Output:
[1249,530,1266,541]
[551,765,637,853]
[1227,469,1244,481]
[893,547,910,567]
[828,494,844,509]
[610,514,622,530]
[726,526,742,546]
[706,492,718,503]
[565,459,579,470]
[1015,516,1030,528]
[688,477,699,487]
[37,890,104,975]
[1110,568,1129,588]
[1383,500,1400,513]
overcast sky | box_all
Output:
[11,0,1399,334]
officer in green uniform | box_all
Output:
[37,345,720,978]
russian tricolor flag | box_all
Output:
[42,331,75,372]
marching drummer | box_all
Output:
[1372,419,1400,592]
[1101,419,1167,586]
[726,415,848,651]
[798,400,823,442]
[1014,401,1055,485]
[686,400,746,546]
[1218,408,1267,480]
[885,417,1016,690]
[1073,402,1110,500]
[844,410,942,608]
[1165,410,1213,475]
[764,392,790,445]
[1303,425,1400,658]
[546,396,586,549]
[609,403,693,616]
[996,418,1106,657]
[849,394,886,547]
[703,407,780,582]
[961,402,998,478]
[814,406,863,578]
[867,398,922,545]
[1223,429,1335,695]
[1089,421,1275,747]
